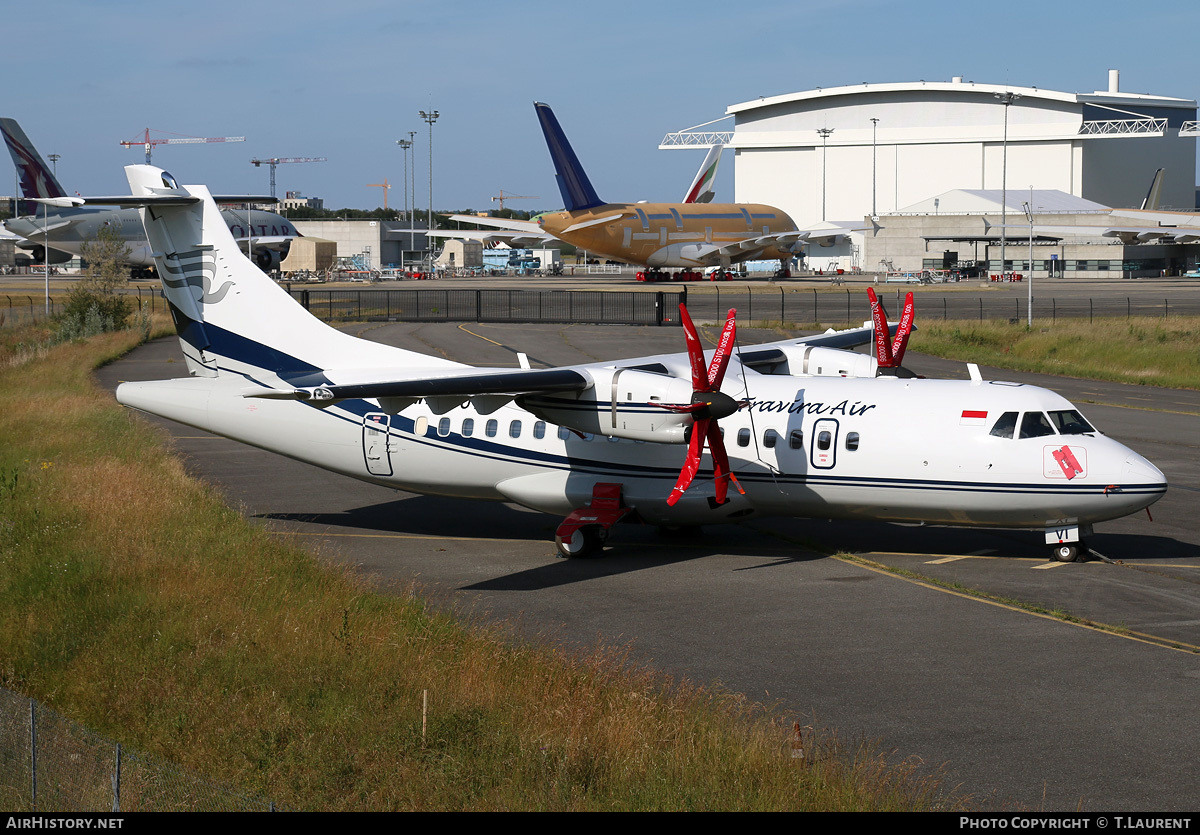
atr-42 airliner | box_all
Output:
[101,165,1166,561]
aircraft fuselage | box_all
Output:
[4,206,295,266]
[118,369,1165,532]
[537,201,799,268]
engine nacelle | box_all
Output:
[776,345,878,378]
[254,248,282,272]
[520,368,697,443]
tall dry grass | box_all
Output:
[910,316,1200,390]
[0,320,959,810]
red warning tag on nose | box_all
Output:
[1050,445,1085,479]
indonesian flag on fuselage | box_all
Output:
[960,410,988,426]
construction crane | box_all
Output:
[251,157,328,198]
[491,190,539,212]
[120,128,246,165]
[367,179,392,211]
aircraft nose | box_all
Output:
[1124,451,1167,487]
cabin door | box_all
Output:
[363,413,393,476]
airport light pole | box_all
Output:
[395,138,412,268]
[419,110,439,267]
[395,138,412,223]
[1023,195,1034,327]
[817,127,834,221]
[869,118,879,219]
[994,91,1021,279]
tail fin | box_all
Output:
[1,119,68,200]
[533,102,604,211]
[125,165,456,379]
[682,144,722,204]
[1140,167,1165,211]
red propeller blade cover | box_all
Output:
[667,418,710,506]
[890,292,915,367]
[866,287,895,367]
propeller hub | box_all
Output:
[691,390,740,421]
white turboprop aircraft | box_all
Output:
[108,165,1166,562]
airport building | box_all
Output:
[664,71,1200,275]
[289,219,427,270]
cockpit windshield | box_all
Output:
[1019,411,1056,439]
[1049,409,1095,435]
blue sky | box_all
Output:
[5,0,1200,212]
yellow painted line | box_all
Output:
[840,555,1200,654]
[926,556,970,564]
[1032,561,1069,570]
[457,323,506,347]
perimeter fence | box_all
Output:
[5,285,1199,329]
[286,287,688,326]
[681,286,1200,326]
[0,688,279,812]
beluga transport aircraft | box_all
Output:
[106,165,1166,561]
[532,103,806,280]
[1,118,298,277]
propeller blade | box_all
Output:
[706,309,738,390]
[866,287,896,367]
[667,418,709,506]
[890,292,915,366]
[706,420,744,505]
[678,304,708,391]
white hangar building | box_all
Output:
[663,71,1197,229]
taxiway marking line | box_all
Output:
[1032,561,1069,570]
[842,556,1200,654]
[458,324,506,347]
[926,556,970,564]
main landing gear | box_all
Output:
[554,482,631,559]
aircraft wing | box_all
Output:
[716,231,808,258]
[243,236,294,250]
[446,214,544,234]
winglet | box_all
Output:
[533,102,604,212]
[1140,167,1165,211]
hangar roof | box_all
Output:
[727,80,1196,117]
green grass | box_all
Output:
[909,317,1200,390]
[0,321,958,811]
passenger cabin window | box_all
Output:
[509,420,522,438]
[534,421,546,439]
[485,419,498,438]
[558,426,571,441]
[789,430,804,450]
[764,429,779,449]
[737,428,750,447]
[1019,412,1055,439]
[990,412,1018,439]
[437,417,451,437]
[845,432,860,451]
[1049,410,1094,435]
[817,430,832,451]
[462,418,474,437]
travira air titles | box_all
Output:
[110,165,1166,562]
[1,118,297,276]
[531,103,804,275]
